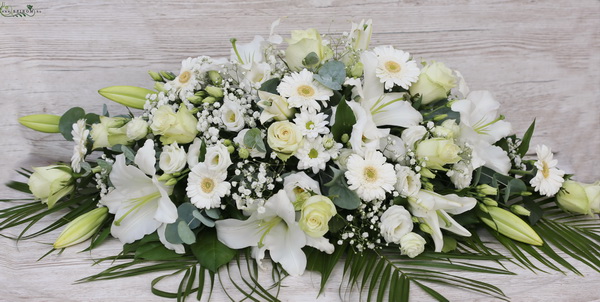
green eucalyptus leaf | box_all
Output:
[302,52,320,67]
[177,203,202,229]
[314,60,345,90]
[191,229,236,273]
[193,211,216,228]
[204,208,221,220]
[177,220,196,245]
[59,107,86,141]
[165,221,184,245]
[327,182,361,210]
[243,128,266,152]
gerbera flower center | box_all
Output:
[541,162,550,178]
[297,85,315,97]
[179,71,192,84]
[201,178,215,193]
[363,166,378,183]
[384,61,401,73]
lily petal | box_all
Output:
[265,223,307,276]
[215,216,263,250]
[111,197,162,244]
[438,210,472,237]
[305,235,334,254]
[152,177,177,224]
[135,139,157,176]
[371,93,422,128]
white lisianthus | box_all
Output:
[126,117,148,141]
[299,195,337,238]
[159,143,187,174]
[399,232,426,258]
[285,28,333,71]
[267,121,303,160]
[71,119,89,173]
[283,172,322,209]
[90,116,129,149]
[204,142,232,172]
[334,148,354,170]
[234,129,266,158]
[401,125,428,150]
[293,110,330,140]
[379,205,413,244]
[257,91,295,124]
[449,160,474,189]
[372,46,420,90]
[347,19,373,51]
[277,69,333,113]
[150,105,198,145]
[395,166,421,197]
[432,119,460,139]
[345,150,397,201]
[28,165,74,209]
[530,145,565,197]
[409,61,456,105]
[186,163,230,209]
[380,135,406,162]
[295,137,330,174]
[416,138,462,170]
[221,100,245,132]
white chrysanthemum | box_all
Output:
[373,46,420,90]
[169,57,199,100]
[322,134,342,159]
[187,163,231,209]
[530,145,565,197]
[295,137,330,174]
[345,150,397,201]
[293,110,330,140]
[277,69,333,113]
[70,119,89,173]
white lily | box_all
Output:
[409,190,477,252]
[344,51,422,154]
[215,190,333,276]
[230,35,272,85]
[451,91,513,174]
[101,139,178,244]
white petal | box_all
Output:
[305,235,335,254]
[480,144,512,175]
[100,187,128,214]
[135,139,157,175]
[109,155,156,196]
[371,93,423,128]
[438,210,472,237]
[264,223,307,276]
[215,216,263,250]
[152,177,177,224]
[263,190,296,226]
[360,51,384,102]
[111,199,161,244]
[158,224,185,254]
[417,190,477,215]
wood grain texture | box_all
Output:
[0,0,599,301]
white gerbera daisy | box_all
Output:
[293,110,330,140]
[373,46,420,90]
[70,119,89,173]
[167,57,199,100]
[187,163,231,209]
[530,145,565,197]
[295,137,330,174]
[277,69,333,113]
[345,150,397,201]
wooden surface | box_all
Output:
[1,0,599,301]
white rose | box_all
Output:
[187,137,202,168]
[399,232,426,258]
[204,142,232,172]
[395,166,421,197]
[409,61,457,105]
[267,121,302,160]
[150,105,198,145]
[557,180,600,215]
[299,195,337,238]
[285,28,333,71]
[159,143,187,174]
[126,117,148,141]
[401,125,427,150]
[90,116,129,149]
[380,135,406,162]
[234,129,266,158]
[221,100,245,132]
[379,205,414,244]
[27,165,74,208]
[257,90,295,124]
[283,172,321,210]
[416,138,462,170]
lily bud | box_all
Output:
[187,95,203,105]
[148,71,164,82]
[164,178,178,186]
[480,206,543,246]
[202,96,217,104]
[208,70,223,86]
[53,207,108,249]
[157,174,172,181]
[154,82,166,93]
[419,223,433,234]
[482,197,498,207]
[160,71,176,81]
[477,184,498,196]
[205,86,224,98]
[510,205,531,217]
[18,114,61,133]
[98,86,155,110]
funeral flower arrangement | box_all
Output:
[3,20,599,301]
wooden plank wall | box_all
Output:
[1,1,598,301]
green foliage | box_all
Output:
[314,60,346,90]
[243,128,267,153]
[259,78,281,94]
[191,229,236,273]
[59,107,86,141]
[517,119,535,157]
[324,167,361,210]
[331,98,356,142]
[302,52,320,67]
